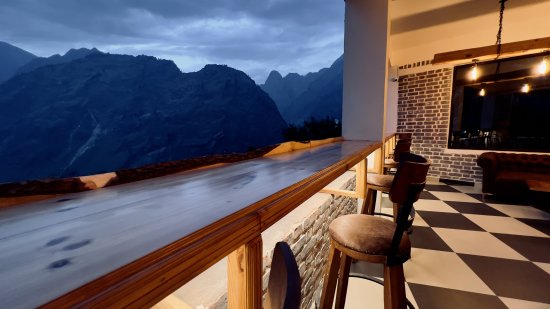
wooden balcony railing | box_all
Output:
[0,136,398,308]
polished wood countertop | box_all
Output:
[0,140,380,308]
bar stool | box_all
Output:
[385,133,412,164]
[383,139,412,174]
[397,132,413,140]
[320,153,430,309]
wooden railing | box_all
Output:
[0,139,385,309]
[320,133,397,199]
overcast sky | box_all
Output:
[0,0,344,83]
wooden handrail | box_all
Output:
[0,140,380,308]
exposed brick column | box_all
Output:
[397,69,483,183]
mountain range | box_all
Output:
[261,56,343,125]
[16,47,101,75]
[0,42,342,183]
[0,50,287,183]
[0,41,37,83]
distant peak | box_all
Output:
[331,54,344,67]
[197,64,254,82]
[264,70,283,84]
[64,47,102,57]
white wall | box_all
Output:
[342,0,390,141]
[385,65,398,135]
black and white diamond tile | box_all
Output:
[351,181,550,308]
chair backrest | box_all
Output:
[387,153,430,264]
[265,242,301,309]
[397,132,413,141]
[393,139,412,162]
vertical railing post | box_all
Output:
[356,157,367,200]
[228,235,263,309]
[373,147,383,174]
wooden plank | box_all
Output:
[0,140,380,308]
[433,37,550,65]
[374,148,383,174]
[319,188,358,198]
[227,236,263,309]
[264,137,342,156]
[0,194,61,209]
[356,159,367,199]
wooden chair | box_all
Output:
[265,242,301,309]
[383,139,412,174]
[320,153,430,309]
[397,133,412,141]
[365,140,412,222]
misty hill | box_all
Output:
[261,70,319,119]
[0,41,36,84]
[261,55,343,125]
[16,47,101,74]
[0,53,287,183]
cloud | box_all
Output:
[0,0,344,82]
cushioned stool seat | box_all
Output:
[329,215,411,258]
[367,173,394,189]
[384,158,398,169]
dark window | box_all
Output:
[449,52,550,152]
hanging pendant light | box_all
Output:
[536,56,548,75]
[521,83,531,93]
[469,61,479,81]
[479,88,486,96]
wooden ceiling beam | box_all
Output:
[433,37,550,65]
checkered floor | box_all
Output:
[345,182,550,309]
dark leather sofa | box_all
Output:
[477,152,550,197]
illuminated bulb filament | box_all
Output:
[479,88,486,96]
[521,84,531,93]
[469,65,479,81]
[536,57,548,75]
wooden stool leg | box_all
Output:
[335,254,352,309]
[362,187,375,214]
[383,264,406,309]
[320,242,342,309]
[392,203,399,223]
[363,188,377,215]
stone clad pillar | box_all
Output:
[342,0,391,141]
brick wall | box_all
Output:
[397,68,483,183]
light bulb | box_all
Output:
[479,88,486,96]
[469,64,479,81]
[536,57,548,75]
[521,84,531,93]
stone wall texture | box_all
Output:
[262,178,357,309]
[397,68,483,183]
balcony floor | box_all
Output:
[346,182,550,309]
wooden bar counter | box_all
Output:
[0,140,380,308]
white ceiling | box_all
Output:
[388,0,550,66]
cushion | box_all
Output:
[329,214,410,258]
[367,173,394,189]
[497,153,550,174]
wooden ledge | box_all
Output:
[433,37,550,65]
